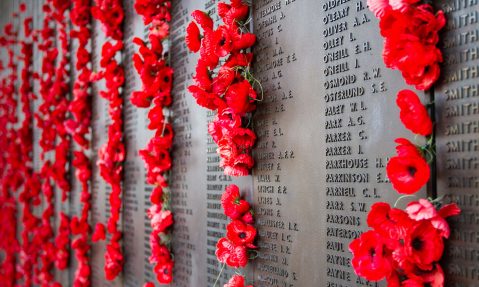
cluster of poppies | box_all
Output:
[132,0,175,284]
[68,0,94,285]
[186,0,258,177]
[50,1,74,276]
[368,0,446,90]
[0,15,22,286]
[16,12,38,286]
[35,1,72,284]
[91,0,126,281]
[350,200,460,286]
[350,3,461,286]
[215,185,256,286]
[387,90,434,195]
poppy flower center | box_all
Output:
[164,76,170,82]
[412,237,423,250]
[219,37,226,46]
[424,65,431,74]
[163,268,169,275]
[239,232,246,239]
[369,247,376,257]
[407,166,417,177]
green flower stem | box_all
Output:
[394,194,418,208]
[213,263,226,287]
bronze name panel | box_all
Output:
[251,1,426,286]
[435,1,479,286]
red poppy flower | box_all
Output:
[216,237,248,268]
[151,124,174,149]
[71,5,90,27]
[148,185,163,205]
[221,185,250,220]
[217,0,250,26]
[148,206,173,234]
[231,127,256,149]
[225,80,257,115]
[406,199,437,221]
[394,138,422,158]
[199,30,220,68]
[154,260,173,283]
[438,203,461,219]
[431,207,461,238]
[224,275,253,287]
[380,5,445,91]
[349,230,394,281]
[217,2,232,19]
[213,26,234,57]
[104,242,124,280]
[91,1,124,40]
[147,103,165,130]
[72,151,92,182]
[241,210,254,224]
[134,0,171,24]
[231,31,256,51]
[131,91,153,108]
[191,10,213,30]
[149,32,165,55]
[367,202,413,240]
[92,223,106,242]
[368,0,392,18]
[70,216,88,236]
[225,52,254,67]
[188,85,224,110]
[194,60,212,90]
[223,152,254,177]
[383,38,441,91]
[396,90,432,136]
[401,221,444,270]
[149,236,171,264]
[406,200,460,238]
[144,283,154,287]
[387,140,430,194]
[208,108,242,143]
[212,69,235,96]
[226,220,256,248]
[140,148,172,176]
[380,5,445,45]
[368,0,421,19]
[186,22,201,52]
[415,264,444,287]
[150,20,170,39]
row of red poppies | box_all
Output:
[186,1,260,286]
[0,6,25,284]
[350,1,461,287]
[38,1,71,284]
[0,1,73,285]
[89,0,126,281]
[132,0,175,285]
[186,0,258,177]
[68,0,95,285]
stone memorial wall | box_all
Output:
[0,0,477,286]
